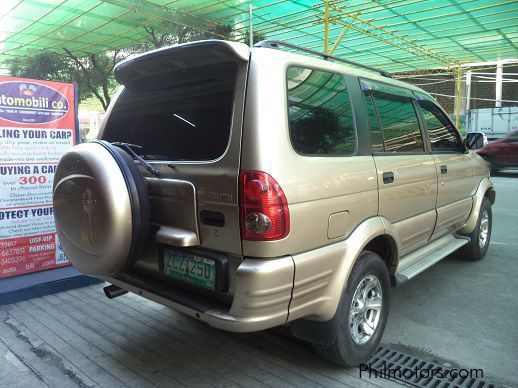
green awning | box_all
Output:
[1,0,517,73]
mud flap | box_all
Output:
[290,315,340,345]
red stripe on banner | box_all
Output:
[0,203,53,211]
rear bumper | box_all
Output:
[102,255,295,332]
[103,218,391,331]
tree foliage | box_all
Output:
[6,50,120,110]
[63,49,121,110]
[7,52,71,82]
[137,21,233,50]
[242,30,267,46]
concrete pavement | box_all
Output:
[1,173,516,387]
[0,284,401,387]
[383,171,518,386]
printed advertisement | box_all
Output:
[0,76,77,278]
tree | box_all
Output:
[242,30,267,46]
[63,49,121,111]
[138,22,265,51]
[6,50,120,110]
[7,51,71,82]
[136,21,233,51]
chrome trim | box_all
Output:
[479,210,489,248]
[154,226,199,247]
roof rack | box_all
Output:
[253,40,392,78]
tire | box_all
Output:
[313,251,390,367]
[460,197,492,261]
[53,140,150,276]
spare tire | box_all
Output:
[53,140,150,276]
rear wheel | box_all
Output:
[313,251,389,367]
[460,197,492,261]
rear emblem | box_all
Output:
[208,192,233,202]
[82,190,96,211]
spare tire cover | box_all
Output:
[53,140,150,276]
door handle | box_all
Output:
[382,171,394,184]
[440,165,448,174]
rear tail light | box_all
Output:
[239,170,290,240]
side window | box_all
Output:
[287,67,356,155]
[417,100,462,152]
[363,90,384,152]
[371,91,424,153]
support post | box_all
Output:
[330,12,360,55]
[495,61,503,108]
[324,0,330,54]
[455,65,462,129]
[465,70,472,131]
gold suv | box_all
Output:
[53,40,495,366]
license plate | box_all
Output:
[162,249,216,290]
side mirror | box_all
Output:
[465,132,486,150]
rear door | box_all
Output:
[101,41,249,257]
[362,80,437,256]
[415,95,475,238]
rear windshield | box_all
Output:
[103,61,237,161]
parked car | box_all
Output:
[476,130,518,173]
[52,40,495,367]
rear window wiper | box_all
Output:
[141,154,168,160]
[112,142,160,176]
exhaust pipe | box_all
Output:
[103,284,128,299]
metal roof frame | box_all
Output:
[0,0,516,74]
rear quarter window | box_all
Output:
[287,67,356,156]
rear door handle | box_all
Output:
[382,171,394,184]
[440,165,448,174]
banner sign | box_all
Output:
[0,76,78,278]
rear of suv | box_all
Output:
[53,40,495,366]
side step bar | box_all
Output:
[395,234,470,285]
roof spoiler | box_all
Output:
[114,40,249,85]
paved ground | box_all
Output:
[0,284,402,388]
[384,171,518,386]
[0,172,516,387]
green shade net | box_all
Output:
[1,0,517,73]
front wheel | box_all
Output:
[313,251,390,367]
[460,197,492,261]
